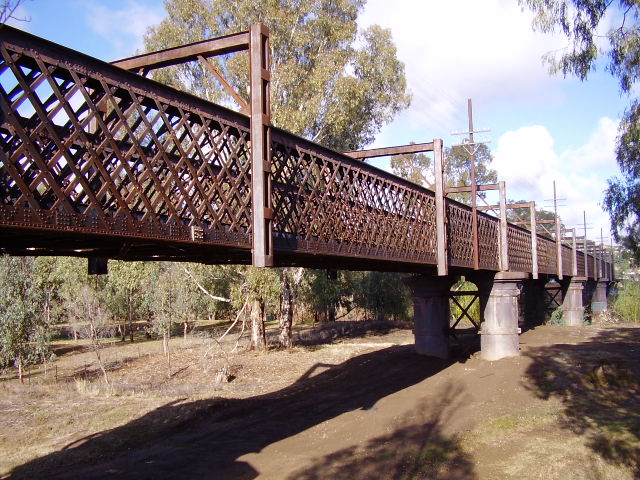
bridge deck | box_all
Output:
[0,26,612,279]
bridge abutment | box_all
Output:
[562,277,586,326]
[480,272,528,361]
[404,275,456,358]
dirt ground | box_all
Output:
[1,321,639,479]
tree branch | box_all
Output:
[181,267,231,303]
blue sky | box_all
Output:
[8,0,629,243]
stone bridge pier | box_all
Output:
[405,272,611,361]
[586,278,610,318]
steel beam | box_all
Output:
[499,181,509,271]
[249,23,273,267]
[530,202,539,279]
[433,139,448,276]
[343,142,435,160]
[446,183,498,194]
[112,31,250,71]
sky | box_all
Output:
[7,0,630,245]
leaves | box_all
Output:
[520,1,640,258]
[390,143,498,205]
[144,0,410,150]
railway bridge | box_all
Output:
[0,25,614,360]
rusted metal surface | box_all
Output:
[0,26,614,278]
[477,214,500,270]
[0,26,253,262]
[343,142,435,160]
[249,23,273,267]
[498,181,508,271]
[111,31,251,71]
[507,224,533,272]
[270,130,439,267]
[433,139,448,275]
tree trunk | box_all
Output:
[128,295,134,343]
[165,332,171,377]
[183,321,188,343]
[17,357,23,384]
[328,301,336,323]
[250,298,266,350]
[91,323,109,386]
[279,274,293,348]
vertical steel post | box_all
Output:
[571,228,577,276]
[530,201,538,279]
[434,139,448,276]
[499,181,508,271]
[583,211,588,279]
[610,237,615,281]
[249,23,273,267]
[600,228,605,279]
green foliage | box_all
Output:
[144,0,410,150]
[390,144,497,204]
[604,99,640,261]
[0,256,52,374]
[353,271,411,321]
[300,270,355,322]
[612,280,640,322]
[449,280,481,327]
[519,0,640,259]
[547,306,565,326]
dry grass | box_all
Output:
[1,324,640,479]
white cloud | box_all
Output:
[493,118,620,239]
[559,117,619,172]
[359,0,568,134]
[85,1,165,59]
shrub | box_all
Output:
[612,280,640,322]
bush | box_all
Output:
[612,280,640,322]
[547,307,565,326]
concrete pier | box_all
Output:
[481,272,528,361]
[591,279,609,316]
[562,277,586,326]
[404,275,456,358]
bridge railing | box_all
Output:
[0,26,615,279]
[270,129,439,267]
[0,25,253,252]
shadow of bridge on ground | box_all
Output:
[9,344,477,479]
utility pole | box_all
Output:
[468,100,479,271]
[451,98,491,270]
[544,181,566,279]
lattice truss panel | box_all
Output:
[446,203,474,268]
[0,34,252,247]
[537,236,557,275]
[561,244,573,276]
[507,225,533,272]
[477,214,500,271]
[270,133,438,265]
[576,250,586,277]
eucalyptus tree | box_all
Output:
[391,144,498,204]
[0,256,48,382]
[519,0,640,259]
[145,0,410,151]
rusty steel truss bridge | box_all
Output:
[0,25,614,282]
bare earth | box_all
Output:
[1,322,639,479]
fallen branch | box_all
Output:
[182,267,231,303]
[219,300,248,342]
